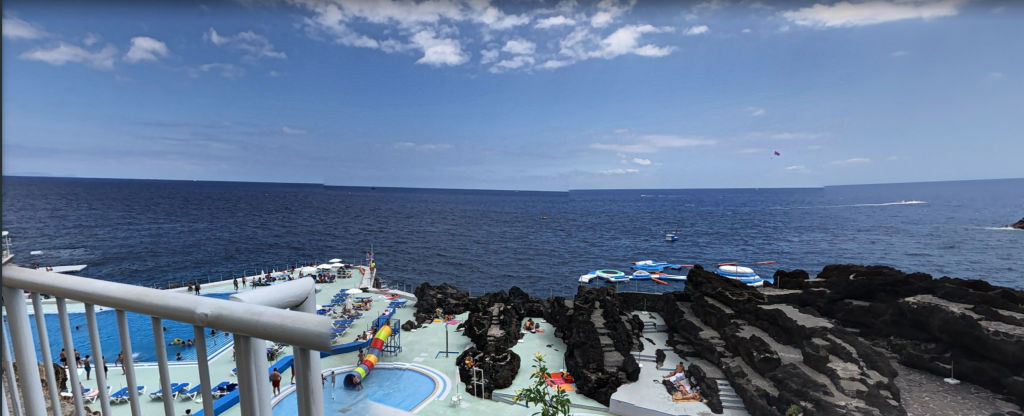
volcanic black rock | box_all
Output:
[543,286,644,406]
[413,282,471,324]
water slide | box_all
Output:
[343,323,393,388]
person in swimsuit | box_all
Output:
[60,348,67,367]
[270,368,283,396]
[83,355,92,380]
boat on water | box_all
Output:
[665,232,678,242]
[579,269,630,283]
[632,260,683,272]
[716,265,764,287]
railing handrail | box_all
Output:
[2,265,333,351]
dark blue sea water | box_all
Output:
[3,177,1023,300]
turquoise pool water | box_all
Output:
[273,368,437,414]
[3,292,235,363]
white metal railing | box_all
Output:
[1,265,333,416]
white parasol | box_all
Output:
[345,288,363,294]
[328,258,343,263]
[316,264,332,270]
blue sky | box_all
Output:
[2,0,1022,190]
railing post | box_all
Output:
[193,327,215,416]
[31,292,62,416]
[234,335,258,415]
[56,297,86,415]
[2,321,25,416]
[294,285,324,416]
[250,337,271,415]
[2,285,46,416]
[85,303,113,416]
[151,317,176,416]
[117,309,143,416]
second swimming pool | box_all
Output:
[272,368,438,414]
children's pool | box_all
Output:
[3,292,236,364]
[272,368,437,415]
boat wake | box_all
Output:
[774,201,927,209]
[982,227,1022,231]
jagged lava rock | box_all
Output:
[412,282,471,324]
[544,286,644,406]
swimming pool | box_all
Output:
[272,368,438,415]
[3,292,236,364]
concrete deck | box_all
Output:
[36,267,748,416]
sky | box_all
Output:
[2,0,1022,191]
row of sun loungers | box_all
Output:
[70,381,237,405]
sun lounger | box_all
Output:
[150,382,190,400]
[212,382,237,398]
[110,385,146,403]
[181,384,203,401]
[331,328,347,334]
[333,319,354,327]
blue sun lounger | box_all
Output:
[150,382,190,400]
[181,384,203,401]
[110,385,146,403]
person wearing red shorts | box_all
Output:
[270,368,283,396]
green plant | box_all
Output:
[513,352,572,416]
[786,404,804,416]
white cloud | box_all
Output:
[684,25,709,35]
[989,72,1003,80]
[20,43,118,69]
[786,165,808,172]
[539,59,574,69]
[480,49,500,64]
[740,148,767,154]
[410,29,469,66]
[590,0,637,28]
[269,70,280,76]
[829,157,871,166]
[124,37,169,63]
[536,15,576,29]
[890,50,909,57]
[632,158,651,165]
[199,63,245,78]
[886,156,898,161]
[2,15,47,39]
[742,28,752,33]
[205,28,286,60]
[581,24,676,59]
[991,6,1005,13]
[490,55,535,73]
[592,133,716,153]
[749,107,766,116]
[392,142,452,150]
[782,0,970,28]
[474,5,531,30]
[502,39,536,55]
[283,127,307,134]
[778,25,791,32]
[83,33,100,46]
[600,168,639,174]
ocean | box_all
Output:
[2,177,1022,297]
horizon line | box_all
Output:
[4,174,1023,193]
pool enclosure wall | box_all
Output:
[1,265,333,416]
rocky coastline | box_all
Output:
[411,264,1024,416]
[1011,217,1024,230]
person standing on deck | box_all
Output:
[233,278,238,291]
[270,368,283,396]
[83,355,91,380]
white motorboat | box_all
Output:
[716,265,764,287]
